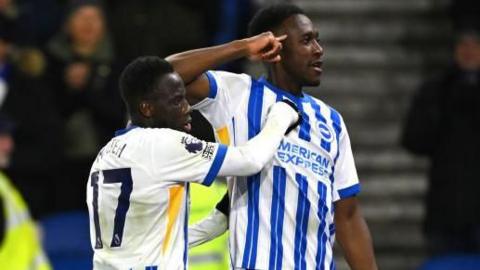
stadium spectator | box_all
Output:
[0,113,51,270]
[0,0,63,46]
[45,1,124,211]
[0,20,61,219]
[402,29,480,255]
[167,3,377,269]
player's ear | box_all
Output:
[139,101,154,118]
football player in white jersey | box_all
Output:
[86,56,301,270]
[167,3,377,270]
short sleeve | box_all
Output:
[149,129,228,186]
[192,70,251,129]
[332,121,361,202]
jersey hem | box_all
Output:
[338,183,361,199]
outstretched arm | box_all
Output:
[335,197,377,270]
[154,101,299,185]
[166,32,285,104]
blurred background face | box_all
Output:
[454,34,480,70]
[67,5,105,46]
[0,133,13,169]
[0,39,9,62]
[0,0,12,11]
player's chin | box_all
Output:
[304,77,321,87]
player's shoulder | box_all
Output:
[208,70,252,86]
[113,127,184,148]
[127,127,187,142]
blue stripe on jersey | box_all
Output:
[232,117,237,145]
[297,101,311,142]
[329,223,336,270]
[329,223,336,236]
[329,108,342,156]
[315,182,329,270]
[294,174,310,270]
[242,79,264,269]
[203,144,228,186]
[338,183,361,199]
[328,108,343,184]
[269,166,287,270]
[305,95,327,123]
[183,184,190,269]
[247,79,264,138]
[305,95,331,152]
[206,71,218,99]
[328,223,336,236]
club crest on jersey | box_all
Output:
[318,122,334,142]
[181,136,204,154]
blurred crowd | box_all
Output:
[0,0,254,220]
[402,0,480,258]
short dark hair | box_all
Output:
[119,56,173,116]
[248,3,305,37]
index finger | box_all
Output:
[275,35,287,42]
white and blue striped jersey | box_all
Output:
[193,71,361,270]
[86,126,228,270]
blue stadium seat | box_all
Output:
[41,211,92,270]
[418,254,480,270]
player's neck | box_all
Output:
[268,70,303,96]
[130,116,162,129]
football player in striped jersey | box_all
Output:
[167,3,377,270]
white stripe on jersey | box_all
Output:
[193,71,360,270]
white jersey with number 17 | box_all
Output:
[86,126,227,270]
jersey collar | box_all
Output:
[114,124,139,137]
[259,77,305,103]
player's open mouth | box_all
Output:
[310,60,323,73]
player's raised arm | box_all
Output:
[165,32,286,105]
[153,100,299,185]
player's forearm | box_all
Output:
[188,209,228,248]
[219,102,298,176]
[166,39,249,85]
[335,199,377,270]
